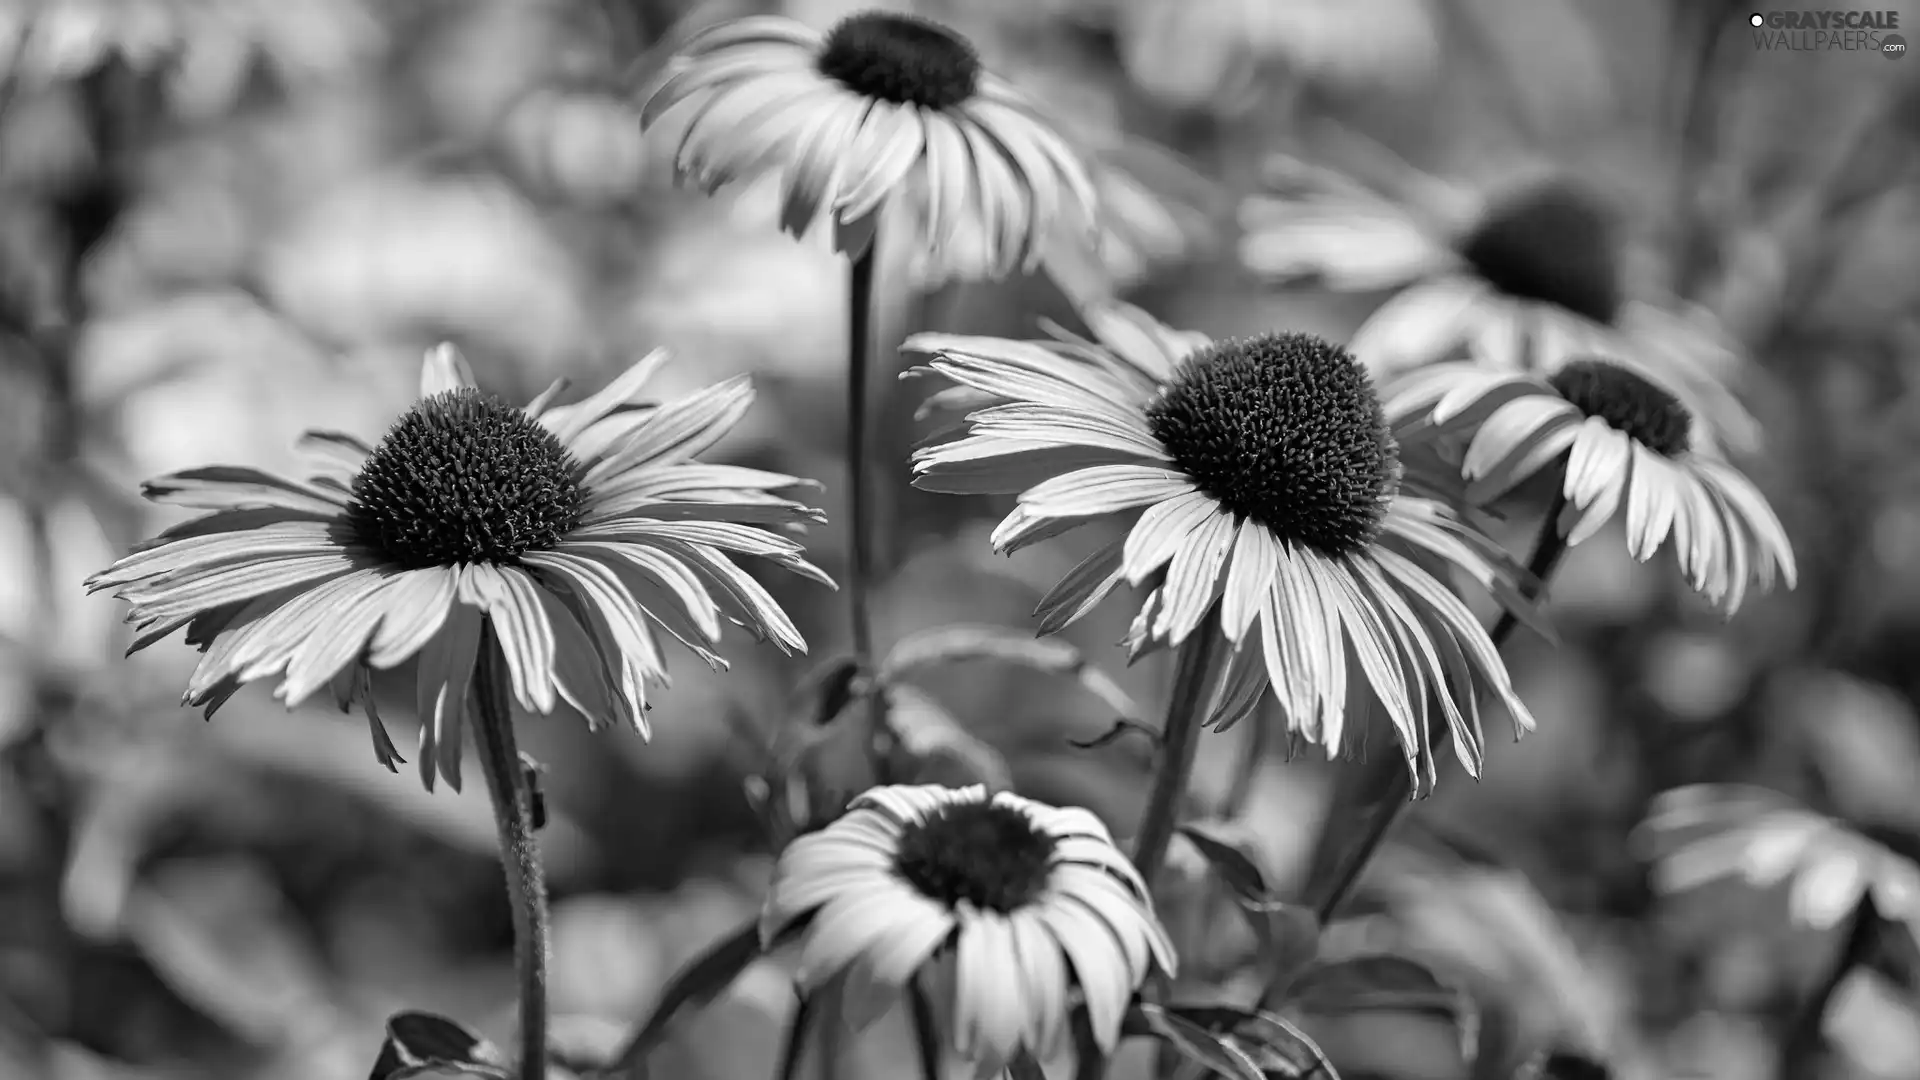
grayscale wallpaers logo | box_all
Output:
[1749,10,1905,54]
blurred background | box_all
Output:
[2,0,1918,1077]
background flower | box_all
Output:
[1386,357,1796,612]
[640,11,1095,278]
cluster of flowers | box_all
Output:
[85,9,1800,1076]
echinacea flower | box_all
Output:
[1635,784,1920,943]
[86,346,830,790]
[1384,356,1795,614]
[903,301,1539,789]
[760,783,1174,1072]
[1240,159,1758,452]
[640,11,1096,278]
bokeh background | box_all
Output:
[3,0,1919,1078]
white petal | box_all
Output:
[419,343,477,397]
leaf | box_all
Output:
[878,624,1147,727]
[368,1012,510,1080]
[754,656,883,845]
[1155,1004,1342,1079]
[1517,1047,1611,1080]
[1280,954,1480,1065]
[1122,1002,1266,1080]
[1068,716,1164,751]
[883,683,1013,791]
[1180,821,1323,984]
[601,917,765,1074]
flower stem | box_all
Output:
[471,625,549,1080]
[821,236,881,1080]
[1780,893,1879,1080]
[845,242,880,668]
[1132,628,1221,893]
[1294,491,1573,927]
[775,994,815,1080]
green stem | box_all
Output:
[1780,893,1879,1080]
[1132,628,1221,893]
[845,242,880,668]
[471,625,549,1080]
[1290,490,1572,938]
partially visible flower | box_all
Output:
[910,135,1224,302]
[640,12,1096,278]
[760,783,1174,1071]
[1112,0,1441,113]
[1636,784,1920,943]
[904,301,1538,790]
[87,345,830,790]
[1385,357,1795,614]
[1240,158,1759,453]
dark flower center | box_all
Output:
[1145,333,1399,558]
[1457,181,1623,325]
[347,389,586,568]
[817,12,980,109]
[892,800,1056,914]
[1547,359,1692,458]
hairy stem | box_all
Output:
[1132,628,1221,892]
[472,626,549,1080]
[1289,490,1572,937]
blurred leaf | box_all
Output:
[1366,847,1617,1080]
[1280,955,1480,1064]
[1181,821,1323,984]
[368,1012,510,1080]
[878,624,1146,728]
[1069,716,1163,751]
[753,657,882,845]
[1144,1003,1343,1080]
[123,858,341,1048]
[883,683,1012,791]
[1122,1003,1265,1080]
[603,917,764,1074]
[1516,1047,1610,1080]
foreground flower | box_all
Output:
[1635,784,1920,943]
[904,302,1538,787]
[641,11,1096,277]
[86,346,830,789]
[761,783,1174,1070]
[1385,357,1795,614]
[1240,160,1758,452]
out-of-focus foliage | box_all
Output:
[2,0,1918,1078]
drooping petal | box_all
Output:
[415,589,484,792]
